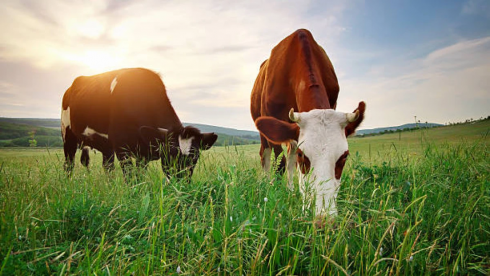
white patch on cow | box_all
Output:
[178,136,194,155]
[110,77,117,94]
[61,107,71,128]
[82,126,109,139]
[61,107,71,141]
[294,109,350,216]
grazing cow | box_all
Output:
[250,29,365,216]
[61,68,217,179]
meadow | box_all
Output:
[0,120,489,275]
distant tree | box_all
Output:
[28,130,37,147]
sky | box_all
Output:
[0,0,489,131]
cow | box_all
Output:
[250,29,365,217]
[61,67,218,179]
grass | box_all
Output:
[348,119,490,164]
[0,123,489,275]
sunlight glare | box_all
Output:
[80,50,120,72]
[76,19,104,39]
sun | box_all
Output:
[80,50,120,72]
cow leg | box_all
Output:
[87,134,114,172]
[102,152,115,172]
[63,128,78,173]
[270,143,286,174]
[259,135,272,172]
[134,157,149,181]
[286,141,298,191]
[80,146,90,168]
[116,151,134,180]
[262,148,272,172]
[259,134,286,175]
[136,157,149,169]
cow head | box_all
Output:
[255,101,365,216]
[139,126,218,179]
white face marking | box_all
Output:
[110,77,117,94]
[178,136,194,155]
[82,126,109,139]
[61,107,71,141]
[294,109,349,216]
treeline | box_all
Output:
[0,122,63,147]
[0,134,257,148]
[0,136,63,147]
[0,121,258,148]
[357,125,439,138]
[0,122,59,140]
[0,118,61,129]
[446,116,490,126]
[0,134,259,148]
[214,133,260,146]
[357,116,490,138]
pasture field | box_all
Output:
[0,121,489,275]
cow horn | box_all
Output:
[289,108,300,122]
[346,110,359,123]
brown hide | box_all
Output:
[346,101,366,137]
[250,29,340,124]
[62,68,182,155]
[61,67,217,178]
[250,29,365,175]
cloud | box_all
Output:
[340,36,490,128]
[462,0,490,17]
[0,0,352,130]
[424,36,490,70]
[0,0,350,69]
[3,0,486,132]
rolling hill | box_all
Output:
[0,117,61,129]
[356,122,443,135]
[1,117,487,148]
[0,118,260,147]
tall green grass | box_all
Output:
[0,138,488,275]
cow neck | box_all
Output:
[295,83,332,112]
[294,31,333,112]
[170,125,184,135]
[157,103,182,128]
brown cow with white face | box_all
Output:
[61,68,217,179]
[251,29,365,216]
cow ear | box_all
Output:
[200,132,218,150]
[255,116,299,144]
[345,101,366,137]
[139,126,169,145]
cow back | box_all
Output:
[62,68,182,154]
